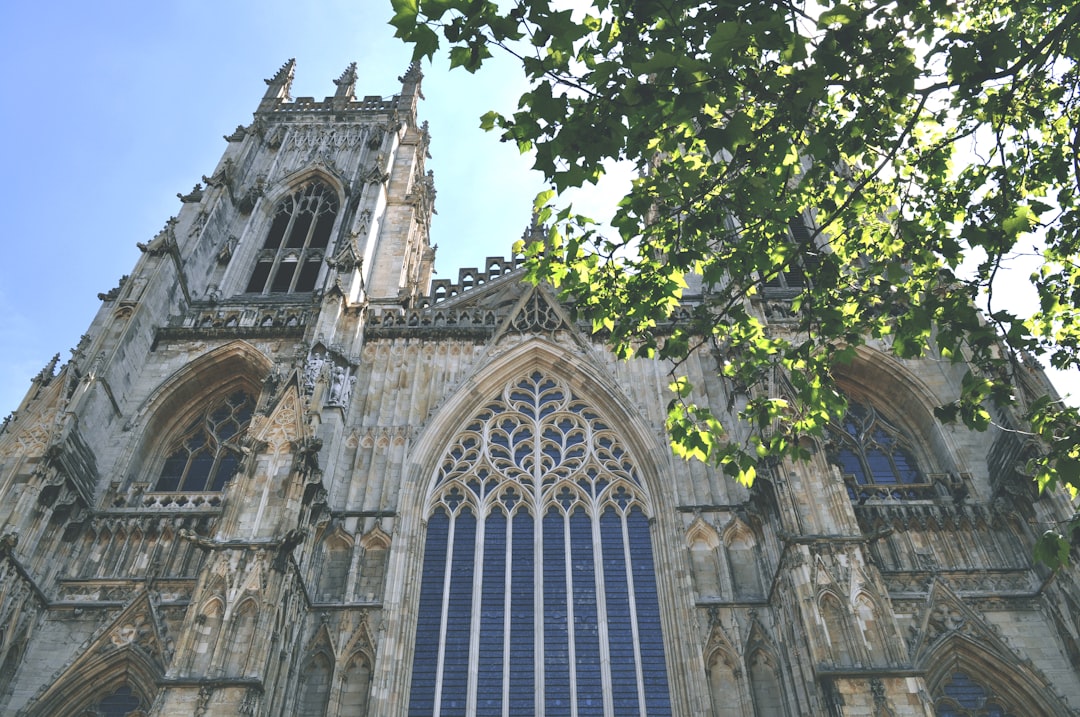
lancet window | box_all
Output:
[827,399,929,500]
[154,390,254,492]
[245,180,338,294]
[408,372,672,716]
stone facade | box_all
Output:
[1,61,1078,717]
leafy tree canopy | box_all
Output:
[391,0,1080,564]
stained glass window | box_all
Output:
[154,390,254,492]
[81,684,147,716]
[935,671,1018,717]
[828,400,929,500]
[408,372,672,716]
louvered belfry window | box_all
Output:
[408,372,672,717]
[246,180,338,294]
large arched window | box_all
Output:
[408,372,672,717]
[154,390,254,492]
[245,180,338,294]
[827,400,929,500]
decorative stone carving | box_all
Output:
[177,183,204,202]
[303,350,327,396]
[216,236,237,265]
[327,365,355,408]
[236,176,265,214]
[295,437,323,479]
[97,275,128,302]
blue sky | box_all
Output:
[0,1,548,414]
[1,2,1075,415]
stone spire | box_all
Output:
[259,58,296,112]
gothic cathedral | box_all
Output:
[1,61,1079,717]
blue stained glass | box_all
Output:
[441,510,476,715]
[544,509,571,714]
[413,374,674,715]
[95,685,145,716]
[628,507,672,716]
[509,511,535,715]
[570,509,603,716]
[601,509,641,716]
[837,449,865,483]
[477,512,507,716]
[866,449,897,484]
[409,509,450,715]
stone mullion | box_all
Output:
[431,507,458,717]
[532,411,545,716]
[465,505,486,716]
[590,500,615,717]
[620,508,649,717]
[564,507,581,717]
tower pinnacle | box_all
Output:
[260,58,296,111]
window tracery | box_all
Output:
[408,372,672,716]
[245,180,339,294]
[934,671,1018,717]
[827,400,930,500]
[153,390,254,492]
[73,684,147,716]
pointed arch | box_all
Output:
[224,597,259,676]
[688,518,723,600]
[21,644,160,717]
[818,589,855,667]
[380,339,694,715]
[317,527,355,602]
[357,526,391,603]
[744,622,789,717]
[705,644,746,717]
[339,650,374,716]
[922,634,1071,717]
[123,341,271,488]
[399,356,675,716]
[746,647,786,717]
[297,650,335,717]
[724,518,764,599]
[263,165,349,209]
[830,347,965,490]
[408,338,671,503]
[243,173,345,296]
[190,595,224,675]
[852,590,890,662]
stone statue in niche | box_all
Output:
[328,365,356,408]
[303,350,327,396]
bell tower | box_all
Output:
[0,60,437,716]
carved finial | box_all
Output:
[333,62,358,101]
[397,61,424,121]
[399,61,423,86]
[265,58,296,90]
[260,59,296,110]
[32,354,61,385]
